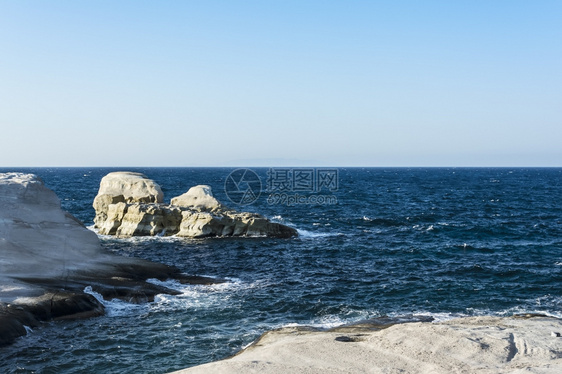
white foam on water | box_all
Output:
[296,229,343,239]
[88,225,192,243]
[83,286,147,317]
[86,225,97,233]
[270,305,562,333]
[83,277,268,318]
[147,277,247,292]
[115,235,187,244]
[146,277,265,313]
[494,305,562,319]
[281,309,379,330]
[91,228,275,242]
[281,318,345,330]
[281,319,345,330]
[387,307,562,323]
[398,311,467,323]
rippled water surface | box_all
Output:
[1,167,561,373]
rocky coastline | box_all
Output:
[171,315,562,373]
[0,172,221,347]
[1,170,297,347]
[4,172,561,373]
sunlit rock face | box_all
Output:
[93,171,164,228]
[93,172,298,239]
[0,173,101,280]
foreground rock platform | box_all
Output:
[0,173,221,347]
[93,171,298,238]
[171,315,562,374]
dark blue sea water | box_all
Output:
[1,167,561,373]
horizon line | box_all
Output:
[1,165,562,169]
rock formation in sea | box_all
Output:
[93,171,298,238]
[0,173,220,347]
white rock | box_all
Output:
[171,185,221,211]
[92,172,298,239]
[170,316,562,374]
[95,171,163,203]
[93,172,163,227]
[0,173,102,291]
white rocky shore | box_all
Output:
[0,173,221,347]
[93,171,297,238]
[172,315,562,374]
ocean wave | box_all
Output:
[281,309,379,330]
[90,220,345,242]
[358,216,403,227]
[83,278,264,318]
[278,311,466,330]
[388,311,467,323]
[269,215,285,223]
[145,277,267,313]
[88,227,188,243]
[84,286,148,317]
[296,229,344,239]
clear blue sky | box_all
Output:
[1,1,560,166]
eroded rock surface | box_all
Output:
[93,172,298,238]
[93,171,164,228]
[171,316,562,374]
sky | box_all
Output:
[0,1,560,167]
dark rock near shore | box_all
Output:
[0,292,104,347]
[0,260,223,347]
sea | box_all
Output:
[1,167,561,373]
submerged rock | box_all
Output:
[0,172,222,347]
[93,172,298,238]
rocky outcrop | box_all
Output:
[1,173,101,278]
[171,316,562,374]
[0,173,221,347]
[93,172,298,239]
[93,171,164,227]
